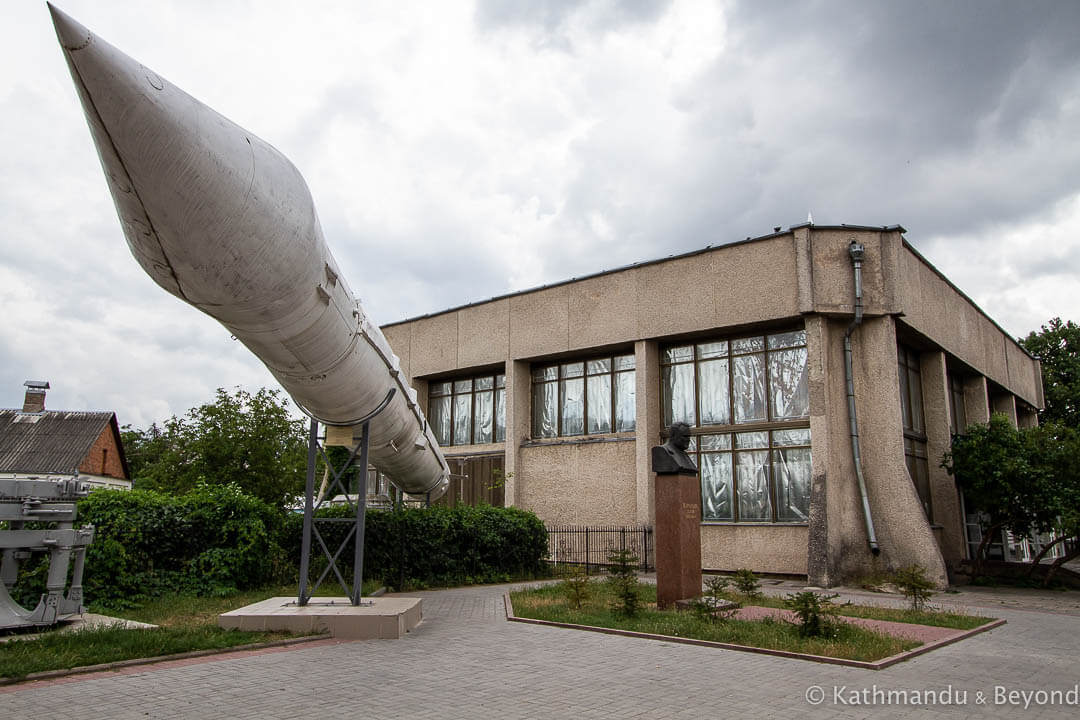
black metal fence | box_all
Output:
[545,525,654,573]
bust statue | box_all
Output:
[651,422,699,474]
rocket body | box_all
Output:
[49,5,449,498]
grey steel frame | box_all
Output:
[297,389,395,606]
[0,477,95,629]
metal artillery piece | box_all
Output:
[0,477,95,629]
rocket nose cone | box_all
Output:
[48,3,94,52]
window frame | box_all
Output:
[428,372,506,447]
[660,328,812,524]
[660,329,810,432]
[897,344,933,521]
[530,352,636,439]
[947,372,968,436]
[689,427,812,523]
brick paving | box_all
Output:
[2,581,1079,719]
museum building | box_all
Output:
[381,224,1043,587]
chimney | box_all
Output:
[22,380,50,413]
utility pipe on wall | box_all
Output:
[843,240,881,555]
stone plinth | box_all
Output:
[654,471,702,608]
[219,597,422,639]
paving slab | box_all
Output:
[2,580,1078,719]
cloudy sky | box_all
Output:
[2,0,1078,428]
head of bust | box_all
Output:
[668,422,691,451]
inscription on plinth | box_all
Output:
[654,471,703,608]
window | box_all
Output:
[692,428,811,523]
[898,345,932,520]
[661,330,809,428]
[532,354,635,438]
[662,329,811,523]
[948,373,967,436]
[428,373,505,446]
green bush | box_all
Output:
[14,490,548,609]
[733,568,762,599]
[561,566,591,609]
[14,483,286,610]
[784,590,842,638]
[892,565,936,611]
[605,549,642,618]
[690,575,738,623]
[280,503,549,591]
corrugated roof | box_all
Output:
[0,409,116,475]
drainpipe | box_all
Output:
[843,240,880,555]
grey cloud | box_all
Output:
[645,0,1080,239]
[474,0,590,33]
[474,0,672,34]
[317,206,513,323]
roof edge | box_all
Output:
[383,223,905,328]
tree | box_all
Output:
[1022,423,1080,584]
[1020,318,1080,428]
[941,415,1061,577]
[121,387,309,508]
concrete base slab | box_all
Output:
[218,597,422,639]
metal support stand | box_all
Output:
[297,389,395,607]
[1,477,94,629]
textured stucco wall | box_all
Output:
[818,316,948,586]
[502,359,530,507]
[634,340,661,525]
[516,440,638,526]
[806,229,901,318]
[382,324,412,381]
[921,350,966,572]
[701,524,809,575]
[408,313,458,378]
[897,246,1041,407]
[992,392,1018,425]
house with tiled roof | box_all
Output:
[0,381,131,491]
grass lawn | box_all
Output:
[0,579,381,682]
[510,582,993,663]
[717,589,992,630]
[0,624,281,680]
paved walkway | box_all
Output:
[3,580,1079,719]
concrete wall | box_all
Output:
[384,234,803,369]
[897,244,1041,408]
[633,340,661,526]
[701,525,809,575]
[921,350,966,572]
[811,316,948,587]
[515,439,637,525]
[806,304,950,587]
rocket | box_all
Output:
[48,4,450,499]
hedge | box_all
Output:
[11,487,548,609]
[282,503,549,590]
[14,483,287,610]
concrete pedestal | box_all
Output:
[654,471,702,609]
[219,597,422,639]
